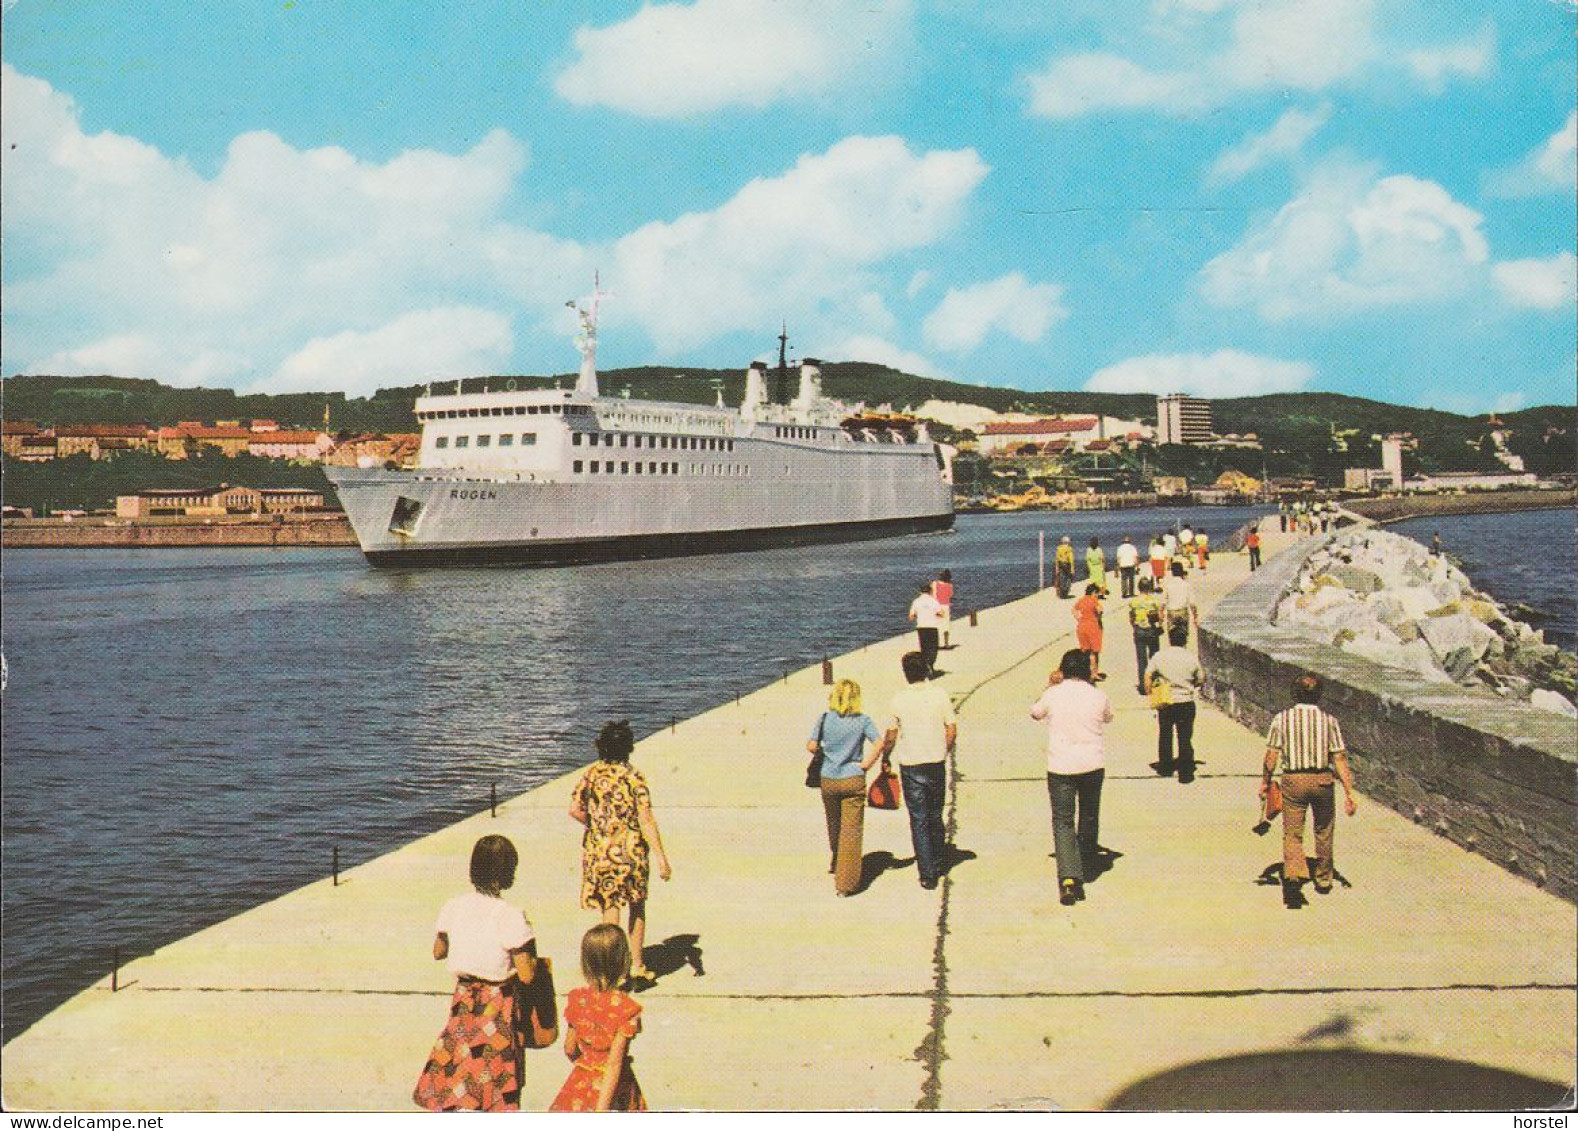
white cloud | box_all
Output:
[611,136,988,351]
[1492,252,1578,311]
[1199,161,1491,319]
[922,273,1068,352]
[834,335,950,379]
[1403,26,1495,91]
[1027,53,1199,119]
[554,0,913,118]
[1485,111,1577,198]
[906,270,933,298]
[263,308,515,397]
[1207,103,1332,183]
[1025,0,1488,119]
[1085,350,1315,396]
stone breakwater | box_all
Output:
[2,515,356,548]
[1275,528,1577,716]
[1199,532,1577,902]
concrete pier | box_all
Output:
[4,523,1574,1111]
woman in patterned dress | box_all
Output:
[569,720,672,984]
[550,924,648,1112]
[412,835,539,1111]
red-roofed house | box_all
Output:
[247,430,334,462]
[977,417,1101,455]
[156,424,253,459]
[54,423,156,458]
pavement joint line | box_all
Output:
[118,980,1577,1001]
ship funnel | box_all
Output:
[742,362,767,421]
[794,358,823,411]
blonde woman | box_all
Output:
[807,678,885,896]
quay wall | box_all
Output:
[1345,488,1575,524]
[1198,537,1577,902]
[2,515,356,548]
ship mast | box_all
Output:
[568,273,611,399]
[775,321,790,404]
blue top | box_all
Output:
[809,710,882,780]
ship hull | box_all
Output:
[358,511,953,568]
[327,444,955,569]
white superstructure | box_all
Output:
[326,288,954,567]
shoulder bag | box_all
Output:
[867,755,901,811]
[516,955,559,1050]
[1147,675,1172,710]
[805,712,827,789]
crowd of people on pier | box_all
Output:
[411,515,1358,1112]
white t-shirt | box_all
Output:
[1163,575,1195,614]
[435,891,534,982]
[910,592,945,629]
[1115,542,1139,568]
[1149,542,1168,564]
[1146,645,1202,703]
[1029,679,1112,775]
[1178,527,1195,546]
[888,682,957,766]
[1163,533,1177,555]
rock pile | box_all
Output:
[1274,529,1578,716]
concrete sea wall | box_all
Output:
[3,515,356,548]
[1198,538,1577,902]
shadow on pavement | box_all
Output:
[1104,1048,1572,1111]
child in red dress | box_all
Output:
[549,924,647,1112]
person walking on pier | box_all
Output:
[1246,524,1262,571]
[1030,649,1113,906]
[1128,577,1164,694]
[1115,536,1139,597]
[1073,583,1106,682]
[809,679,885,896]
[1149,534,1169,583]
[909,581,944,675]
[1260,675,1358,909]
[932,569,955,649]
[1162,561,1198,646]
[882,651,957,890]
[1195,530,1209,573]
[1085,537,1108,596]
[570,721,672,986]
[1054,536,1076,599]
[414,834,539,1112]
[550,924,647,1112]
[1144,626,1203,783]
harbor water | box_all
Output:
[4,505,1571,1041]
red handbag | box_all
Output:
[867,759,901,811]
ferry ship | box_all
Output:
[326,282,955,567]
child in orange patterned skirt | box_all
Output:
[549,924,648,1112]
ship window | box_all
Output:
[477,435,491,447]
[632,436,641,448]
[649,462,657,473]
[619,435,628,447]
[634,463,642,474]
[455,436,470,449]
[572,433,583,446]
[521,433,536,445]
[574,460,583,473]
[499,434,514,447]
[589,460,599,472]
[528,406,539,414]
[552,405,563,414]
[620,461,629,473]
[435,436,449,449]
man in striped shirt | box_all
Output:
[1261,675,1357,908]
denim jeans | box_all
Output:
[1046,769,1104,883]
[1156,701,1196,775]
[1132,629,1160,690]
[899,761,947,885]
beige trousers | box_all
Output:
[821,776,867,895]
[1281,771,1335,886]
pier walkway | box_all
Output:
[5,524,1575,1111]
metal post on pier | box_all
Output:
[491,782,498,818]
[332,845,340,887]
[1038,531,1046,590]
[969,610,978,628]
[822,656,833,685]
[112,946,120,992]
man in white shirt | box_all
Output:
[1162,561,1198,646]
[1114,536,1140,597]
[908,581,944,675]
[1144,626,1204,783]
[1029,649,1114,905]
[881,651,958,890]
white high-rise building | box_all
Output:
[1157,394,1212,445]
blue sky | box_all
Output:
[2,1,1573,413]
